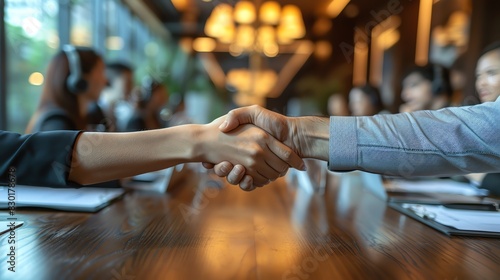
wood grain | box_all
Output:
[1,171,499,280]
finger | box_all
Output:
[213,161,234,177]
[226,164,246,185]
[218,107,254,132]
[239,175,255,191]
[202,162,214,169]
[267,138,306,171]
[252,171,272,187]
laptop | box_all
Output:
[360,172,495,204]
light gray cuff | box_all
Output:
[328,116,358,171]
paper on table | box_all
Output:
[0,185,125,212]
[402,204,500,232]
[385,179,489,196]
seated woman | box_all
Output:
[25,45,117,187]
[26,45,107,133]
[125,76,168,131]
[348,84,385,116]
[468,40,500,195]
[399,63,453,112]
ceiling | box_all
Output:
[141,0,389,39]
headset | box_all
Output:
[62,44,88,94]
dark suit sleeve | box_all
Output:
[0,130,82,187]
[38,114,76,131]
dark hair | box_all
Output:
[403,63,453,98]
[352,84,384,113]
[30,47,102,130]
[479,40,500,58]
[106,61,133,81]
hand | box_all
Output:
[205,106,329,189]
[200,117,304,189]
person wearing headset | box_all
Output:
[124,76,168,131]
[25,45,108,133]
[399,63,453,113]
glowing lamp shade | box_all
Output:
[193,37,216,52]
[259,1,281,25]
[279,5,305,39]
[234,1,256,24]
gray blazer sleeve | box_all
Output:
[329,97,500,177]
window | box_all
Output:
[5,0,58,133]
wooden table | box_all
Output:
[1,170,499,280]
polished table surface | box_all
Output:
[1,170,499,280]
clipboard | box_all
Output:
[389,202,500,238]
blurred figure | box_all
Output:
[26,45,107,133]
[449,54,467,106]
[468,41,500,195]
[327,93,349,116]
[400,63,453,112]
[125,76,169,131]
[476,41,500,103]
[99,62,135,132]
[348,85,385,116]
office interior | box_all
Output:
[0,0,500,279]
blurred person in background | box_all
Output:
[26,45,107,133]
[399,63,453,113]
[125,76,169,131]
[99,62,135,132]
[475,40,500,103]
[468,40,500,195]
[327,93,349,116]
[348,84,385,116]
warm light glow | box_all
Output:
[279,5,305,39]
[327,0,351,18]
[171,0,189,12]
[257,26,275,47]
[204,2,305,55]
[416,0,433,65]
[259,1,281,25]
[106,36,124,50]
[314,40,332,60]
[370,16,401,86]
[29,72,44,86]
[378,30,400,50]
[263,43,279,57]
[193,37,217,52]
[179,37,193,54]
[344,4,359,18]
[312,17,332,36]
[229,44,244,57]
[234,1,256,24]
[234,25,255,50]
[205,4,233,39]
[353,41,368,85]
[227,69,277,97]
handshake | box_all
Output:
[200,105,330,191]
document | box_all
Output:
[402,203,500,233]
[385,179,489,196]
[0,185,125,212]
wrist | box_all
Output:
[294,117,330,161]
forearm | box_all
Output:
[68,125,203,185]
[329,100,500,176]
[291,117,330,161]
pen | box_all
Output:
[442,203,499,211]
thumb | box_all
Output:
[219,106,256,132]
